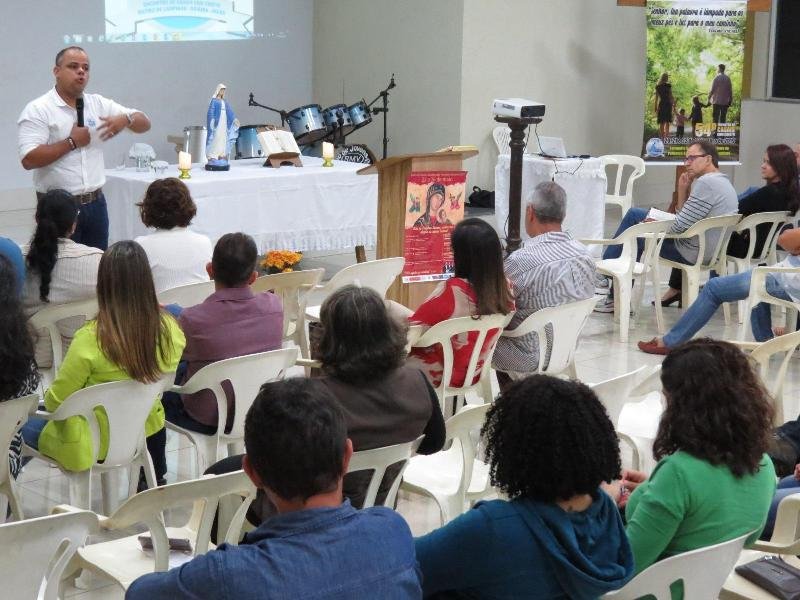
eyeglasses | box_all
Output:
[684,154,708,163]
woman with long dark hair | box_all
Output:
[21,241,185,484]
[0,255,40,479]
[23,189,103,366]
[407,218,514,388]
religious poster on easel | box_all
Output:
[641,0,746,162]
[401,171,467,283]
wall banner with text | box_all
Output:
[642,0,746,162]
[402,171,467,284]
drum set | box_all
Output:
[240,75,396,162]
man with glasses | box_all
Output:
[595,140,737,311]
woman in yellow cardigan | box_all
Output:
[21,241,185,485]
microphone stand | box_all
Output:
[248,93,288,127]
[367,74,396,160]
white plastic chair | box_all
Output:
[347,436,423,508]
[603,532,750,600]
[739,266,800,341]
[251,268,324,355]
[401,403,491,525]
[411,312,513,410]
[659,213,742,312]
[0,394,39,522]
[600,155,646,217]
[497,297,596,379]
[22,376,173,515]
[725,211,788,323]
[0,510,97,600]
[492,125,511,155]
[61,470,256,591]
[157,280,216,308]
[582,220,672,340]
[166,348,298,477]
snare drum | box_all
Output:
[322,104,354,135]
[348,100,372,131]
[235,125,265,159]
[287,104,326,145]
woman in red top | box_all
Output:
[408,218,514,388]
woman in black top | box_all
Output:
[654,73,674,140]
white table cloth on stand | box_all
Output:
[495,155,606,256]
[105,157,378,252]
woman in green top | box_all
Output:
[617,339,776,597]
[21,241,185,484]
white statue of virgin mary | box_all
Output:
[205,83,240,169]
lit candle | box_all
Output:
[322,142,334,160]
[178,151,192,170]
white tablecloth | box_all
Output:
[495,155,606,255]
[105,157,378,252]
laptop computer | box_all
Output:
[537,136,567,159]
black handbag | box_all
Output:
[735,555,800,599]
[467,186,495,209]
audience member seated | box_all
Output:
[20,241,185,485]
[126,378,423,599]
[406,217,514,388]
[23,190,103,368]
[616,340,775,599]
[727,144,799,259]
[160,232,282,437]
[761,463,800,540]
[492,181,595,388]
[134,177,212,294]
[0,237,25,295]
[638,227,800,354]
[0,255,40,479]
[415,375,634,599]
[206,284,445,523]
[596,141,737,311]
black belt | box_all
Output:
[36,188,102,205]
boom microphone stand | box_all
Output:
[248,93,288,127]
[367,74,396,160]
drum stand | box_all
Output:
[367,74,396,160]
[248,93,288,127]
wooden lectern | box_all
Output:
[358,149,478,310]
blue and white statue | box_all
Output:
[205,83,240,171]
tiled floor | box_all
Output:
[16,238,800,598]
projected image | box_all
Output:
[105,1,255,42]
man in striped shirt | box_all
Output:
[493,182,595,386]
[595,140,738,311]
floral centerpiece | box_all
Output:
[261,250,303,274]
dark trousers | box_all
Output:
[712,104,730,125]
[146,427,167,482]
[72,192,109,250]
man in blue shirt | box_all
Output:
[126,377,422,600]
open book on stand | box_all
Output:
[257,128,303,167]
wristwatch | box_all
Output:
[125,112,135,128]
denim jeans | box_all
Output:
[762,475,800,540]
[20,418,46,449]
[72,193,109,250]
[663,270,790,347]
[602,207,691,266]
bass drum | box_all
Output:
[286,104,327,145]
[322,104,354,136]
[335,144,375,165]
[235,125,265,159]
[348,100,372,131]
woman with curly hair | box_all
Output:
[415,375,634,599]
[622,339,775,594]
[134,177,212,293]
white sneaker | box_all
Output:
[594,274,611,296]
[594,295,615,313]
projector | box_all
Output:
[492,98,545,119]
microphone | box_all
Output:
[76,97,84,127]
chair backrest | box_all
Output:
[0,394,38,485]
[251,268,325,337]
[100,470,256,571]
[347,436,424,508]
[749,329,800,425]
[157,280,216,308]
[413,312,514,397]
[601,531,750,600]
[48,376,173,467]
[443,403,492,501]
[492,126,511,155]
[0,510,97,600]
[600,155,645,203]
[309,257,405,307]
[679,213,741,268]
[589,365,659,426]
[612,220,673,273]
[176,348,298,438]
[500,297,596,376]
[28,298,99,372]
[729,210,788,263]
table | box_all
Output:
[105,157,378,252]
[495,155,606,255]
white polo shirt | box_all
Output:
[17,88,140,194]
